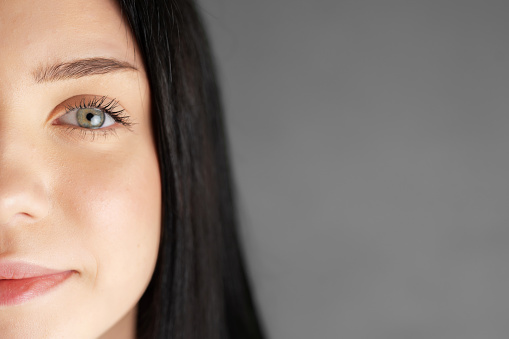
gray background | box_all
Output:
[198,1,509,338]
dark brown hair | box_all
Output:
[118,1,266,338]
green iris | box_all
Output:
[77,108,105,129]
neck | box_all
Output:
[99,307,137,339]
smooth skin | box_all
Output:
[0,0,161,338]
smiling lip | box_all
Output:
[0,262,75,306]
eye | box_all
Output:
[58,107,116,129]
[53,96,131,133]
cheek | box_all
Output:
[82,153,161,275]
[53,139,161,321]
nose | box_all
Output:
[0,148,50,226]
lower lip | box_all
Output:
[0,271,74,306]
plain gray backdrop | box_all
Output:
[198,1,509,338]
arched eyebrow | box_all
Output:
[33,57,138,83]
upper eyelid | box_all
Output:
[63,96,123,114]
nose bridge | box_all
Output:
[0,126,50,226]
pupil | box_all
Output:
[86,113,94,121]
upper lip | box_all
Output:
[0,261,66,280]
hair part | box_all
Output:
[117,1,266,338]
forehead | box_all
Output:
[0,0,138,82]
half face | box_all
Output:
[0,0,161,338]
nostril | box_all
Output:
[0,212,37,226]
[0,181,50,227]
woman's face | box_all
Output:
[0,0,161,337]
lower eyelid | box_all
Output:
[58,125,120,142]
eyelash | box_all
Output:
[59,96,132,140]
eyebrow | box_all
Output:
[33,57,138,83]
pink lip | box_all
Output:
[0,262,75,306]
